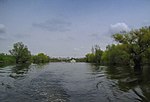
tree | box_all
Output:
[143,48,150,64]
[9,42,31,64]
[101,44,130,66]
[0,53,15,64]
[94,45,103,64]
[113,26,150,72]
[85,45,103,64]
[32,53,50,63]
[85,53,95,63]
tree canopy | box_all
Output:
[32,53,50,63]
[101,44,130,66]
[113,26,150,72]
[86,45,103,64]
[0,53,15,64]
[9,42,31,64]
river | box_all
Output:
[0,63,150,102]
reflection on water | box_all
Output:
[0,63,150,102]
[105,66,150,102]
[9,64,30,79]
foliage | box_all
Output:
[9,42,31,64]
[113,26,150,71]
[1,26,150,68]
[0,53,15,64]
[32,53,50,63]
[86,53,95,63]
[143,48,150,64]
[101,44,130,66]
[86,45,103,64]
[49,57,62,62]
[113,26,150,55]
[94,45,103,63]
[74,57,86,62]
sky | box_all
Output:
[0,0,150,57]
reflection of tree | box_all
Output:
[89,64,100,72]
[105,66,150,101]
[0,64,7,68]
[132,89,149,102]
[105,66,134,80]
[89,63,106,72]
[10,64,30,79]
[35,63,48,69]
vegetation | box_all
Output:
[74,57,86,62]
[113,26,150,72]
[85,26,150,74]
[9,42,31,64]
[143,48,150,64]
[85,45,103,64]
[49,57,86,62]
[1,26,150,72]
[0,40,86,65]
[101,44,130,66]
[32,53,50,63]
[0,53,15,64]
[49,57,62,62]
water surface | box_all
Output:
[0,63,150,102]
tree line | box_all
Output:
[85,26,150,73]
[0,26,150,72]
[0,42,51,64]
[0,42,85,65]
[0,42,63,64]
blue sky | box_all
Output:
[0,0,150,57]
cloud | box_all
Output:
[109,23,130,34]
[32,18,71,32]
[0,24,6,34]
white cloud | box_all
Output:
[0,24,6,34]
[109,23,130,34]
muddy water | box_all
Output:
[0,63,150,102]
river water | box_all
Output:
[0,63,150,102]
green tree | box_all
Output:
[86,53,95,63]
[143,48,150,65]
[101,44,130,66]
[94,45,103,64]
[32,53,49,63]
[85,45,103,64]
[113,26,150,72]
[9,42,31,64]
[0,53,15,64]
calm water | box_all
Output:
[0,63,150,102]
